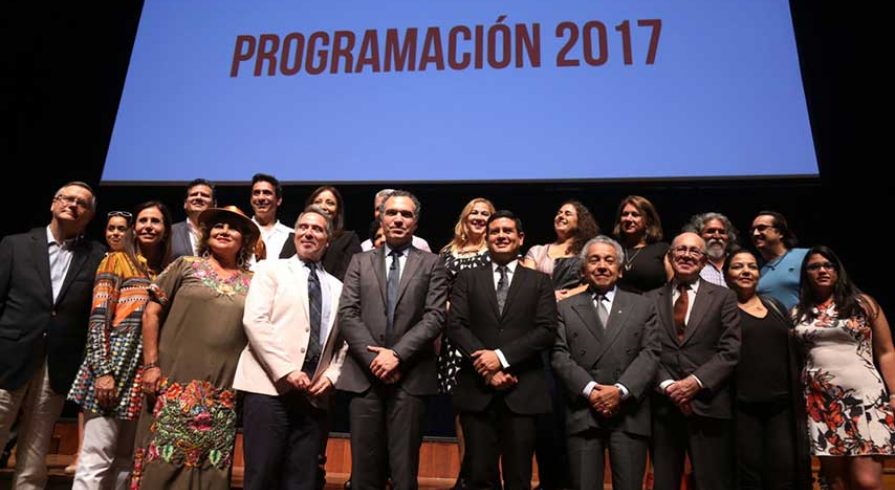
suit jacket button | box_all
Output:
[300,347,306,353]
[580,350,586,355]
[51,310,57,317]
[305,328,310,333]
[379,335,385,341]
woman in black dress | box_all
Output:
[611,195,672,293]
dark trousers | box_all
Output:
[534,356,570,489]
[242,391,327,490]
[651,400,734,490]
[736,400,796,490]
[348,385,427,490]
[460,398,537,490]
[567,428,648,490]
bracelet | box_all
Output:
[144,361,159,370]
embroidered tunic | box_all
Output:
[132,257,252,490]
[69,252,153,419]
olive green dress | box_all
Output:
[131,257,252,490]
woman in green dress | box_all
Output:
[132,206,260,490]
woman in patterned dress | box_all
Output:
[132,206,259,490]
[794,246,895,490]
[437,197,495,489]
[69,202,173,489]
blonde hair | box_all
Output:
[441,198,496,254]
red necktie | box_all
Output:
[673,284,689,342]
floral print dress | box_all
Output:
[131,257,252,489]
[795,303,895,456]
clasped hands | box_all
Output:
[472,350,518,391]
[367,346,402,384]
[588,384,621,417]
[280,370,333,397]
[664,375,701,415]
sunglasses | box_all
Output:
[107,211,133,221]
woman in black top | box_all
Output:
[725,250,811,490]
[611,195,672,293]
[280,186,362,281]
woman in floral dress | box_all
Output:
[794,246,895,489]
[132,206,259,490]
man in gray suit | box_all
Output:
[551,236,660,490]
[170,178,215,259]
[336,190,448,490]
[649,232,740,490]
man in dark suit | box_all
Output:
[649,232,741,490]
[551,235,660,490]
[0,181,105,489]
[336,190,448,490]
[170,178,215,259]
[447,210,557,490]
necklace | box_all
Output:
[624,247,643,272]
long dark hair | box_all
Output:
[611,195,664,244]
[794,245,867,322]
[124,201,173,276]
[306,185,346,236]
[559,200,599,255]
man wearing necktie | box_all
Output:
[648,232,741,490]
[551,236,660,490]
[447,210,557,490]
[0,181,105,489]
[336,190,448,490]
[235,205,348,490]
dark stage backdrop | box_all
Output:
[1,2,888,435]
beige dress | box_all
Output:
[132,257,252,489]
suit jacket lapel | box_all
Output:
[395,247,421,305]
[30,228,53,305]
[594,290,630,361]
[288,258,310,324]
[682,279,712,345]
[371,248,388,306]
[56,243,89,305]
[480,266,501,320]
[572,294,604,345]
[500,263,526,319]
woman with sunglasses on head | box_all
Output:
[794,246,895,490]
[67,202,173,489]
[65,210,135,475]
[725,250,811,490]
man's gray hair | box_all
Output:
[378,190,422,220]
[54,181,97,211]
[682,212,739,251]
[375,188,396,201]
[295,204,334,238]
[578,235,625,264]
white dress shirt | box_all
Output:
[46,226,75,303]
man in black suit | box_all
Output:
[170,178,215,259]
[551,235,660,490]
[447,210,557,490]
[336,190,448,490]
[649,232,741,490]
[0,181,105,489]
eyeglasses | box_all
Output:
[55,194,91,210]
[806,262,835,272]
[671,246,704,258]
[107,211,133,221]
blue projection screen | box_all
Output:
[102,0,818,183]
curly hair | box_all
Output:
[559,200,600,255]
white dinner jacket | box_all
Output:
[234,256,347,402]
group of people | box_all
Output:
[0,176,893,490]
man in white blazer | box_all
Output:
[234,205,348,490]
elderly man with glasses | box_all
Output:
[0,181,105,489]
[648,232,741,490]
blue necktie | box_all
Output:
[386,249,402,343]
[303,261,322,374]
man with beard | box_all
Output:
[750,211,808,310]
[683,212,740,287]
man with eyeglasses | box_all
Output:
[682,212,740,287]
[0,181,105,489]
[648,232,740,490]
[750,211,808,310]
[171,178,216,259]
